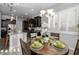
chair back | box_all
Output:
[20,39,31,55]
[50,33,59,40]
[74,39,79,55]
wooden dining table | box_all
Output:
[28,38,69,55]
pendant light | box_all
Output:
[8,3,16,33]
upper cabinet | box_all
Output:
[34,16,41,27]
[22,16,41,32]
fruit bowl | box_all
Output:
[30,41,44,51]
[30,45,43,51]
[52,41,65,50]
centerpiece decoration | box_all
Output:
[30,36,54,49]
[30,36,44,50]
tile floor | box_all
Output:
[0,48,22,55]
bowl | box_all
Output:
[51,42,65,50]
[30,45,44,51]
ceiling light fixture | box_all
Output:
[47,9,55,16]
[40,9,55,17]
[40,10,46,15]
[47,9,54,14]
[40,10,46,17]
[7,3,16,25]
[40,9,55,29]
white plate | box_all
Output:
[30,45,44,51]
[52,43,65,49]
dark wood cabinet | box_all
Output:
[1,19,10,38]
[1,19,10,28]
[22,20,29,32]
[34,16,41,27]
[22,16,41,32]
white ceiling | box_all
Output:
[0,3,79,18]
[0,3,56,17]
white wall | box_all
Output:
[50,6,79,32]
[41,5,79,50]
[16,16,25,32]
[54,6,79,49]
[41,16,48,24]
[52,3,79,12]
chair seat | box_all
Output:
[20,39,31,55]
[74,39,79,55]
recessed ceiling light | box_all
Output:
[47,9,54,14]
[25,13,28,15]
[31,9,34,11]
[13,10,16,12]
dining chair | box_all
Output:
[20,39,31,55]
[37,32,41,36]
[74,39,79,55]
[50,33,59,40]
[4,35,9,49]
